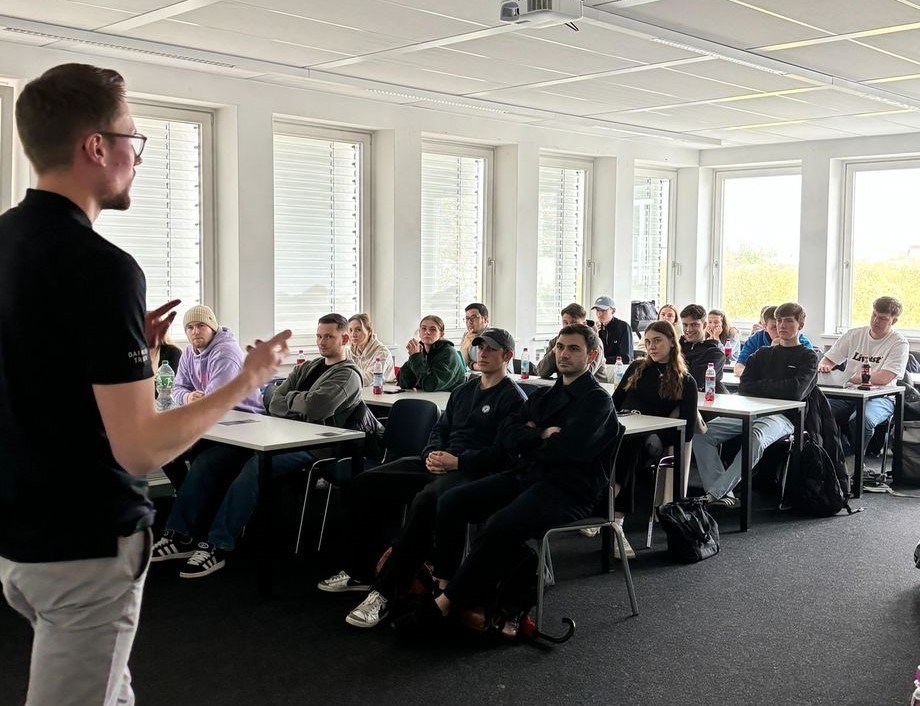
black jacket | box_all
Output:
[598,317,634,364]
[501,371,618,505]
[613,361,698,442]
[739,345,818,401]
[680,338,725,392]
[422,376,527,476]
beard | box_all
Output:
[100,186,132,211]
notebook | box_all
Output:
[817,368,851,388]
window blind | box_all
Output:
[273,133,361,347]
[95,116,202,341]
[420,152,486,339]
[632,175,671,305]
[536,165,585,333]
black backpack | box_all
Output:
[786,438,854,516]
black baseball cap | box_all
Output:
[472,327,515,353]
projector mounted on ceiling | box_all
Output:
[500,0,583,26]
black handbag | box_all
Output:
[655,497,720,563]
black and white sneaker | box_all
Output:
[318,570,371,593]
[179,542,227,579]
[914,540,920,569]
[151,529,196,562]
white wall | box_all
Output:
[0,41,699,358]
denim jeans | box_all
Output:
[692,414,794,499]
[828,396,895,456]
[166,445,314,551]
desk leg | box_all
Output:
[793,407,804,479]
[256,451,272,599]
[740,418,752,533]
[892,391,905,484]
[852,398,866,498]
[671,426,686,501]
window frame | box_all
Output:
[420,140,493,341]
[633,166,677,306]
[712,164,801,328]
[0,84,14,213]
[271,120,371,351]
[839,157,920,336]
[536,154,594,337]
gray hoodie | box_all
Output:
[268,357,363,427]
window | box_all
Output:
[713,168,801,325]
[633,170,675,306]
[420,146,490,339]
[842,160,920,333]
[273,125,367,348]
[95,105,212,341]
[537,159,590,334]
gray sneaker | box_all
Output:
[613,535,636,560]
[914,540,920,569]
[151,529,196,562]
[317,570,371,593]
[345,590,388,628]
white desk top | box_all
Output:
[620,414,686,436]
[722,372,740,387]
[697,392,805,416]
[818,385,903,399]
[362,386,452,411]
[727,370,917,393]
[202,410,364,452]
[508,373,616,394]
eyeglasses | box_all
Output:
[98,131,147,158]
[464,315,482,322]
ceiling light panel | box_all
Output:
[767,40,920,82]
[125,19,349,65]
[745,0,920,36]
[237,0,482,42]
[609,0,822,47]
[0,0,134,28]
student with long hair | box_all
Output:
[397,315,466,392]
[658,303,679,326]
[346,313,394,386]
[610,321,697,557]
[706,308,740,363]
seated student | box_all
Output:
[536,302,608,381]
[608,321,697,557]
[319,328,526,629]
[161,305,263,487]
[153,333,182,374]
[346,313,394,386]
[592,295,634,364]
[818,296,909,457]
[397,315,466,392]
[751,305,770,334]
[150,313,368,578]
[459,302,489,371]
[394,324,617,632]
[735,305,813,375]
[679,304,725,391]
[658,303,679,327]
[693,302,818,505]
[707,309,741,364]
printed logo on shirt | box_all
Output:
[481,404,491,414]
[128,348,149,366]
[851,352,882,365]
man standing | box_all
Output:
[396,324,618,631]
[679,304,725,391]
[0,64,287,705]
[151,314,367,578]
[318,328,526,628]
[536,302,608,381]
[693,302,817,505]
[818,296,909,459]
[592,295,633,364]
[459,302,490,371]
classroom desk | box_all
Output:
[818,385,904,496]
[362,385,452,411]
[697,393,806,532]
[507,373,616,394]
[203,410,365,596]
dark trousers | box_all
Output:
[343,457,476,586]
[613,433,664,515]
[435,472,595,609]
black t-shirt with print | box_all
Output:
[0,189,155,562]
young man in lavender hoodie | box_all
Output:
[173,304,263,413]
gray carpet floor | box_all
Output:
[2,490,920,706]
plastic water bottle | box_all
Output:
[154,361,175,412]
[724,346,732,365]
[372,355,384,395]
[614,356,625,386]
[910,665,920,706]
[296,349,306,366]
[520,348,530,380]
[704,362,716,402]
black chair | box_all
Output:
[260,377,285,412]
[295,397,440,553]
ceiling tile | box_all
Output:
[753,122,859,140]
[0,0,133,29]
[816,112,920,134]
[602,66,765,101]
[593,102,783,131]
[858,28,920,64]
[74,0,175,11]
[764,40,920,81]
[666,59,818,93]
[386,47,571,86]
[325,60,504,95]
[745,0,920,36]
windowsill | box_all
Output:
[819,332,920,349]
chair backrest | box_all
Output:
[603,422,628,518]
[382,398,440,459]
[260,378,284,413]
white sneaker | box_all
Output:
[317,570,371,593]
[579,527,601,537]
[345,590,389,628]
[614,535,635,560]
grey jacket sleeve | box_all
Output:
[269,365,361,421]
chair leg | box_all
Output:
[317,484,334,551]
[647,464,661,549]
[611,522,639,616]
[778,450,791,510]
[879,417,894,478]
[295,468,315,555]
[536,536,549,631]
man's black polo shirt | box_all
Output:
[0,189,154,562]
